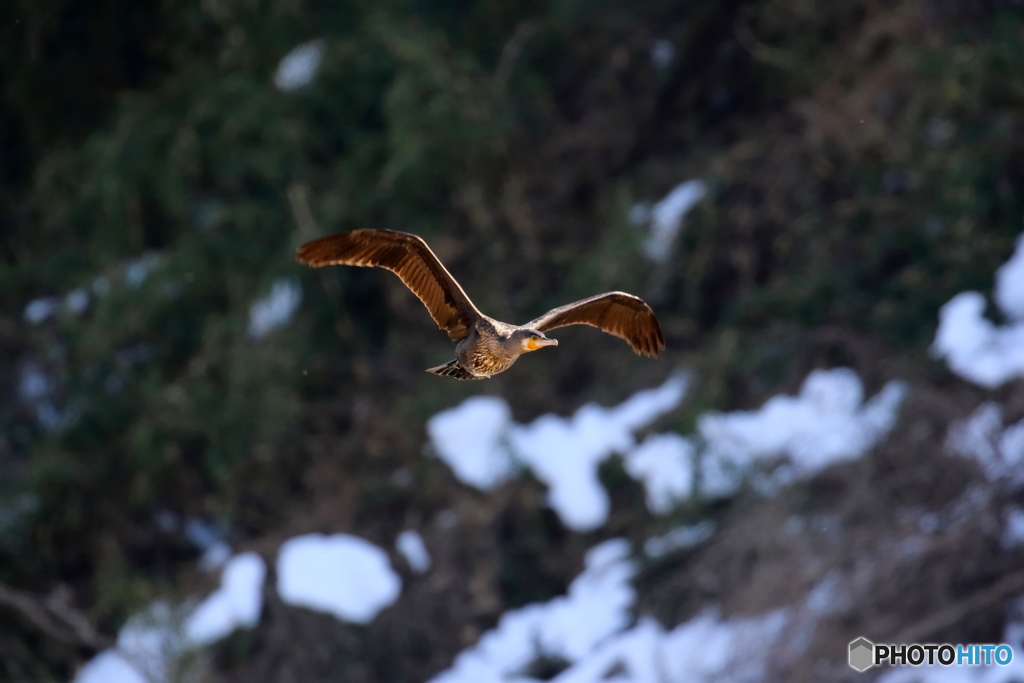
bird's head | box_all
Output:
[517,329,558,353]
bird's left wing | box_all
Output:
[296,229,483,342]
[525,291,665,357]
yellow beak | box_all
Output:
[528,337,558,351]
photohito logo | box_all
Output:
[848,637,1014,672]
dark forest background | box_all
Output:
[2,0,1024,680]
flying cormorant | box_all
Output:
[296,229,664,380]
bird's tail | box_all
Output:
[425,360,485,380]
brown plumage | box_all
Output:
[296,229,665,380]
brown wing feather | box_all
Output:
[526,291,665,357]
[296,229,483,342]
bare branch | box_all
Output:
[0,583,112,650]
[894,568,1024,644]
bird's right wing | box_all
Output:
[296,230,483,342]
[526,291,665,357]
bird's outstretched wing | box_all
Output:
[526,291,665,357]
[296,229,483,342]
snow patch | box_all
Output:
[24,297,58,324]
[639,180,706,263]
[277,533,401,623]
[113,601,189,683]
[18,363,51,402]
[658,609,789,683]
[548,569,845,683]
[185,552,266,646]
[947,402,1024,486]
[247,278,302,339]
[427,376,687,530]
[996,235,1024,322]
[184,517,225,552]
[274,39,327,91]
[72,650,149,683]
[75,551,267,682]
[65,288,89,314]
[933,234,1024,388]
[650,39,675,69]
[427,396,515,490]
[644,521,716,558]
[436,588,796,683]
[508,375,688,530]
[24,286,89,324]
[396,530,431,574]
[183,517,231,570]
[698,368,906,497]
[624,433,695,514]
[124,253,160,288]
[17,361,66,431]
[426,370,899,528]
[1003,508,1024,549]
[198,541,232,571]
[431,539,635,683]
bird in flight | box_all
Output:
[296,229,664,380]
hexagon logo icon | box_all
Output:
[849,637,874,672]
